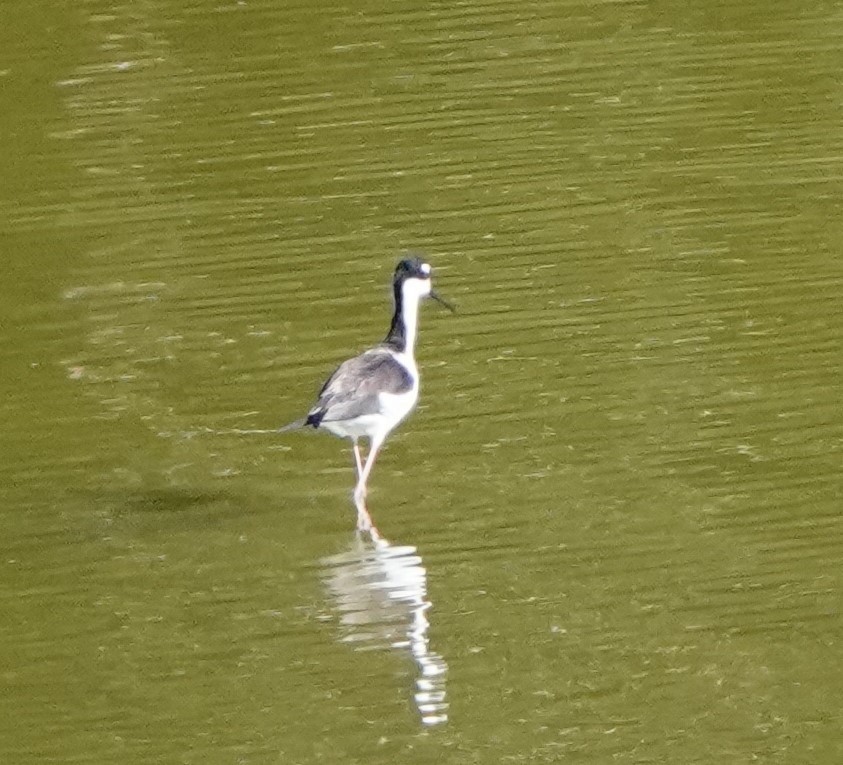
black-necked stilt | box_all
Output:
[281,257,453,532]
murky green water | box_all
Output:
[2,1,841,762]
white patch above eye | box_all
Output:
[420,262,431,276]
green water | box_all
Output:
[1,1,841,762]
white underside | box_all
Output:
[322,365,419,445]
[322,388,418,442]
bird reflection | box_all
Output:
[321,533,448,726]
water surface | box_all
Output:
[1,0,841,762]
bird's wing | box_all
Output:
[310,348,413,423]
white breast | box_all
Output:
[321,353,420,443]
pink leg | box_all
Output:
[352,441,363,479]
[353,434,384,533]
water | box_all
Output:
[1,0,841,762]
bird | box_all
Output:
[280,256,454,533]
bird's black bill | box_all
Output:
[430,289,456,312]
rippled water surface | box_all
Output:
[2,1,841,762]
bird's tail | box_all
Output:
[278,418,307,433]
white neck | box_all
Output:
[398,277,431,356]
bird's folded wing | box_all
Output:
[313,348,413,422]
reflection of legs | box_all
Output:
[354,434,384,532]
